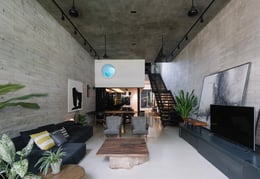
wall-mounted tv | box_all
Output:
[210,105,255,151]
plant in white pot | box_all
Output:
[35,147,66,175]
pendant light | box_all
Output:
[69,0,79,17]
[103,34,108,58]
[188,0,198,17]
[161,34,166,58]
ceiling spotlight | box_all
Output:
[69,0,79,18]
[103,34,108,58]
[188,0,198,17]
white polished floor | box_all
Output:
[79,115,228,179]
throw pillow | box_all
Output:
[50,131,68,147]
[58,127,70,138]
[30,131,56,150]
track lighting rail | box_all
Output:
[52,0,100,58]
[169,0,215,60]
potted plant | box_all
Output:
[35,147,66,175]
[74,112,87,126]
[0,134,40,179]
[174,89,199,122]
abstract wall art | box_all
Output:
[197,62,251,128]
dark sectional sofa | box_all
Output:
[12,121,93,174]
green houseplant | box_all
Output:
[35,147,66,175]
[74,112,87,126]
[0,134,40,179]
[174,89,199,122]
[0,83,47,178]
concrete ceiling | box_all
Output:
[36,0,230,62]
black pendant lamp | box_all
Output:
[69,0,79,17]
[103,35,108,58]
[161,34,166,58]
[188,0,198,17]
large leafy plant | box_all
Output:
[0,83,47,110]
[0,134,40,179]
[174,89,199,120]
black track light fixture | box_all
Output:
[69,0,79,18]
[188,0,198,17]
[103,34,108,58]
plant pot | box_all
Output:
[51,160,62,174]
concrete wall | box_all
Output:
[160,0,260,144]
[0,0,95,137]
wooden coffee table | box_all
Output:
[39,164,85,179]
[96,138,149,169]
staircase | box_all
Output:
[148,73,181,127]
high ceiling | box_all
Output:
[36,0,230,62]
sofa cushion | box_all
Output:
[53,127,70,138]
[50,131,68,147]
[20,128,44,144]
[60,143,86,164]
[37,124,58,133]
[30,131,56,150]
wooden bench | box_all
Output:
[185,118,207,133]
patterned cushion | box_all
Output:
[50,131,68,147]
[30,131,56,150]
[53,127,69,138]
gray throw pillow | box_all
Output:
[51,131,68,147]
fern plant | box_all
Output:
[174,89,199,120]
[0,83,47,110]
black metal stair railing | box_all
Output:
[148,73,181,127]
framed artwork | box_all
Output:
[197,62,251,128]
[140,89,153,109]
[68,79,83,112]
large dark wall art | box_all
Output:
[197,63,251,129]
[68,79,83,112]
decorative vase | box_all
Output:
[51,160,62,174]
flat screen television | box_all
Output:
[210,105,255,151]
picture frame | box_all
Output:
[68,79,83,112]
[197,62,251,128]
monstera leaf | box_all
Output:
[0,83,47,110]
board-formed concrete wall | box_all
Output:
[160,0,260,144]
[0,0,95,137]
